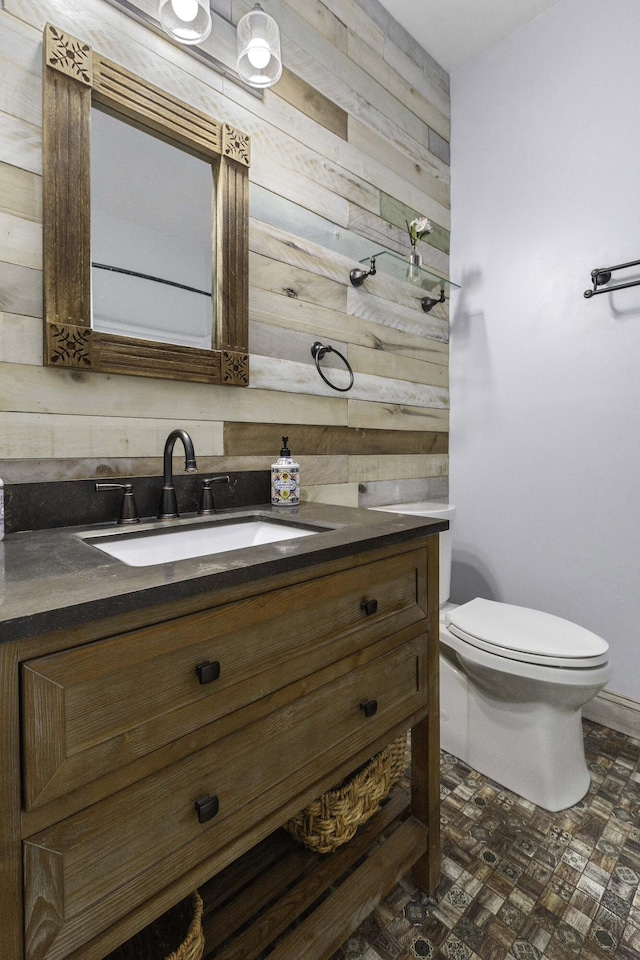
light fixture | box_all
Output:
[236,3,282,88]
[159,0,212,45]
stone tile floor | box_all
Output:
[330,720,640,960]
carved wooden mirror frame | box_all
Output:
[42,23,250,385]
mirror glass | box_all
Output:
[91,107,214,349]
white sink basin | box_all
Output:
[85,518,320,567]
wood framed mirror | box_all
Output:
[42,23,251,385]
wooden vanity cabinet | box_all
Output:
[2,536,440,960]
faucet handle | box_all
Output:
[198,476,230,515]
[96,483,140,525]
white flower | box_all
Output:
[408,216,433,243]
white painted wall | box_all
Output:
[449,0,640,700]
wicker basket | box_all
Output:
[107,892,204,960]
[285,734,408,854]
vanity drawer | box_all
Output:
[22,549,428,809]
[24,634,426,960]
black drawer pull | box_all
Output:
[360,698,378,718]
[360,598,378,616]
[195,794,219,823]
[196,660,221,685]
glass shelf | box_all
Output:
[350,250,459,312]
[358,250,460,295]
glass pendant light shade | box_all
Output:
[159,0,212,44]
[237,3,282,88]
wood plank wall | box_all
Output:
[0,0,450,509]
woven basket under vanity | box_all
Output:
[106,891,204,960]
[285,734,408,854]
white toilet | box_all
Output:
[372,501,611,812]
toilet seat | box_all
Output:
[445,598,609,669]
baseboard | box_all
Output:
[583,690,640,741]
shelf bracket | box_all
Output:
[350,256,376,287]
[421,287,446,313]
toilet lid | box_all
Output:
[445,598,609,667]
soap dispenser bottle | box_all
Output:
[271,437,300,506]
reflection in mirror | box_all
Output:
[91,108,214,349]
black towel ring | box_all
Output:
[311,341,354,393]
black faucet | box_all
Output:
[158,429,198,520]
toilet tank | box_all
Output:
[370,501,455,607]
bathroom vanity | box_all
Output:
[0,503,444,960]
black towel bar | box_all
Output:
[584,258,640,298]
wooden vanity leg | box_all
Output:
[411,715,440,894]
[0,642,24,960]
[411,535,441,895]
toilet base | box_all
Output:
[466,687,590,811]
[439,639,601,812]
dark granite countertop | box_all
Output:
[0,502,446,645]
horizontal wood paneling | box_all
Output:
[0,313,41,365]
[348,345,448,389]
[0,261,42,318]
[347,31,447,134]
[279,0,349,54]
[320,0,384,58]
[223,423,448,456]
[0,212,41,270]
[0,362,348,425]
[273,67,348,140]
[348,454,449,483]
[253,0,450,142]
[0,413,224,459]
[348,289,449,345]
[249,290,448,368]
[0,162,41,220]
[250,356,448,409]
[0,453,446,492]
[380,31,450,121]
[303,483,359,506]
[0,111,42,175]
[242,90,450,226]
[250,218,353,284]
[0,13,43,128]
[250,255,347,311]
[359,476,448,508]
[0,0,451,503]
[348,399,449,434]
[250,156,349,227]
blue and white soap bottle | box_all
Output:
[271,437,300,506]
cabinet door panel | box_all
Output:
[24,636,426,960]
[22,550,427,808]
